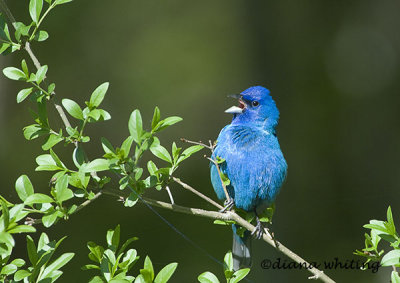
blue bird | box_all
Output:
[210,86,287,270]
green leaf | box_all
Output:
[198,271,220,283]
[101,137,115,154]
[151,107,160,130]
[0,43,11,54]
[11,258,26,267]
[230,268,250,283]
[42,210,60,227]
[152,116,182,132]
[16,87,33,103]
[41,252,74,279]
[62,98,84,120]
[176,145,204,164]
[38,232,49,250]
[387,206,396,235]
[98,109,111,120]
[55,175,73,203]
[90,82,109,108]
[15,175,34,202]
[381,249,400,266]
[392,271,400,283]
[154,262,178,283]
[172,142,181,162]
[14,269,31,281]
[36,65,48,84]
[223,251,233,271]
[34,30,49,41]
[147,160,158,175]
[1,264,17,275]
[121,136,134,158]
[364,220,389,235]
[0,231,14,247]
[35,154,61,171]
[15,22,31,39]
[29,0,43,23]
[21,59,29,75]
[150,145,172,164]
[143,256,154,281]
[118,237,138,256]
[87,242,104,263]
[48,83,56,94]
[81,159,109,173]
[3,67,26,81]
[23,124,48,140]
[81,264,100,271]
[26,235,38,266]
[42,133,63,150]
[73,145,86,168]
[54,0,73,5]
[8,225,36,234]
[128,109,143,144]
[50,149,65,168]
[118,248,138,270]
[0,14,11,41]
[1,199,10,229]
[106,225,120,252]
[124,192,139,207]
[24,193,54,205]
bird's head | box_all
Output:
[225,86,280,130]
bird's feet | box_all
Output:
[219,198,235,213]
[251,216,265,239]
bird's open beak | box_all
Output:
[225,94,246,114]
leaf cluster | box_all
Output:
[198,251,250,283]
[355,206,400,281]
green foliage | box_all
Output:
[355,206,400,280]
[0,1,220,282]
[0,232,73,282]
[198,251,250,283]
[83,225,178,283]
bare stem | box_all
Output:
[165,186,175,205]
[172,177,223,210]
[208,156,231,203]
[25,191,103,226]
[73,191,103,214]
[180,138,212,149]
[103,189,335,283]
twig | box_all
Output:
[0,2,77,147]
[165,186,174,205]
[24,42,42,70]
[180,138,212,149]
[172,177,223,210]
[103,189,334,283]
[208,156,231,204]
[184,137,232,204]
[25,191,103,226]
[73,190,103,214]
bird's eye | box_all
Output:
[252,101,259,107]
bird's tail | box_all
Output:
[232,225,252,270]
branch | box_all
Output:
[103,189,334,283]
[0,2,77,146]
[181,138,231,204]
[172,177,223,210]
[25,191,103,226]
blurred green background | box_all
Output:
[1,0,399,282]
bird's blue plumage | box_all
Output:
[210,86,287,269]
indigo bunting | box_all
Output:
[210,86,287,269]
